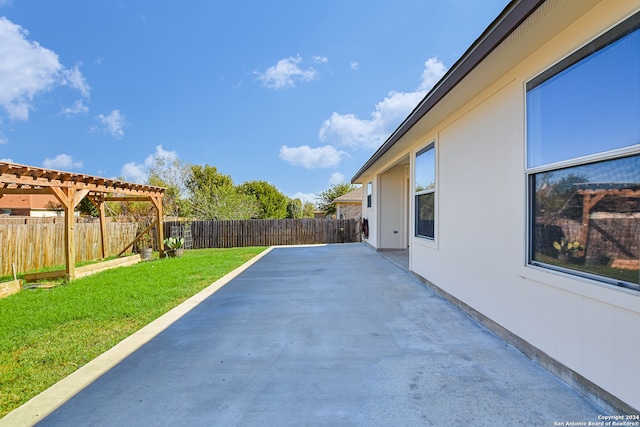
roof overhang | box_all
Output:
[351,0,601,183]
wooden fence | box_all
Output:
[0,218,361,277]
[163,218,361,249]
[0,222,137,277]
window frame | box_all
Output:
[525,12,640,291]
[366,182,372,208]
[415,142,436,240]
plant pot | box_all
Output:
[167,248,184,258]
[141,247,153,260]
[558,254,570,263]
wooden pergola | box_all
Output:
[576,182,640,258]
[0,161,165,280]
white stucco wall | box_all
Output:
[362,176,378,247]
[404,1,640,410]
[379,165,407,249]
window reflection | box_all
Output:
[527,24,640,168]
[415,144,436,239]
[415,146,435,192]
[531,155,640,287]
[416,193,435,239]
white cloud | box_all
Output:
[148,145,178,163]
[95,109,125,138]
[61,99,89,116]
[256,55,318,89]
[0,123,6,144]
[329,172,345,185]
[319,57,447,149]
[120,161,146,183]
[0,158,13,163]
[120,145,178,183]
[312,56,328,64]
[42,154,83,170]
[418,57,447,92]
[62,62,90,98]
[290,191,317,206]
[350,61,359,70]
[279,144,347,169]
[0,18,89,121]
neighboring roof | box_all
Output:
[333,187,363,204]
[351,0,545,183]
[0,194,60,210]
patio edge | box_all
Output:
[0,247,275,427]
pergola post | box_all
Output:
[150,195,165,258]
[88,195,109,259]
[51,187,77,281]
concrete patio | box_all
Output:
[5,244,607,426]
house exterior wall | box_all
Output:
[379,165,407,249]
[336,202,361,219]
[361,176,378,247]
[361,1,639,411]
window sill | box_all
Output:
[412,235,438,250]
[520,263,640,313]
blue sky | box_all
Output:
[0,0,508,204]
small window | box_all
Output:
[415,143,435,239]
[527,13,640,291]
[367,182,372,208]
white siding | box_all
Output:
[396,1,640,410]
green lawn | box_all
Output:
[0,247,266,418]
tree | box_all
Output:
[302,201,316,218]
[185,164,258,220]
[190,186,259,220]
[147,154,191,217]
[77,197,99,217]
[238,180,289,219]
[286,198,302,219]
[44,200,63,214]
[185,164,234,195]
[316,182,356,217]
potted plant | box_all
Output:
[164,236,185,258]
[138,230,153,260]
[553,238,582,262]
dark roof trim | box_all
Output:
[351,0,545,183]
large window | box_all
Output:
[415,143,435,239]
[527,13,640,291]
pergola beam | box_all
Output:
[0,161,165,280]
[576,186,640,258]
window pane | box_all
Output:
[416,193,435,239]
[527,28,640,168]
[416,147,435,192]
[531,155,640,288]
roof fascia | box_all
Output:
[351,0,545,183]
